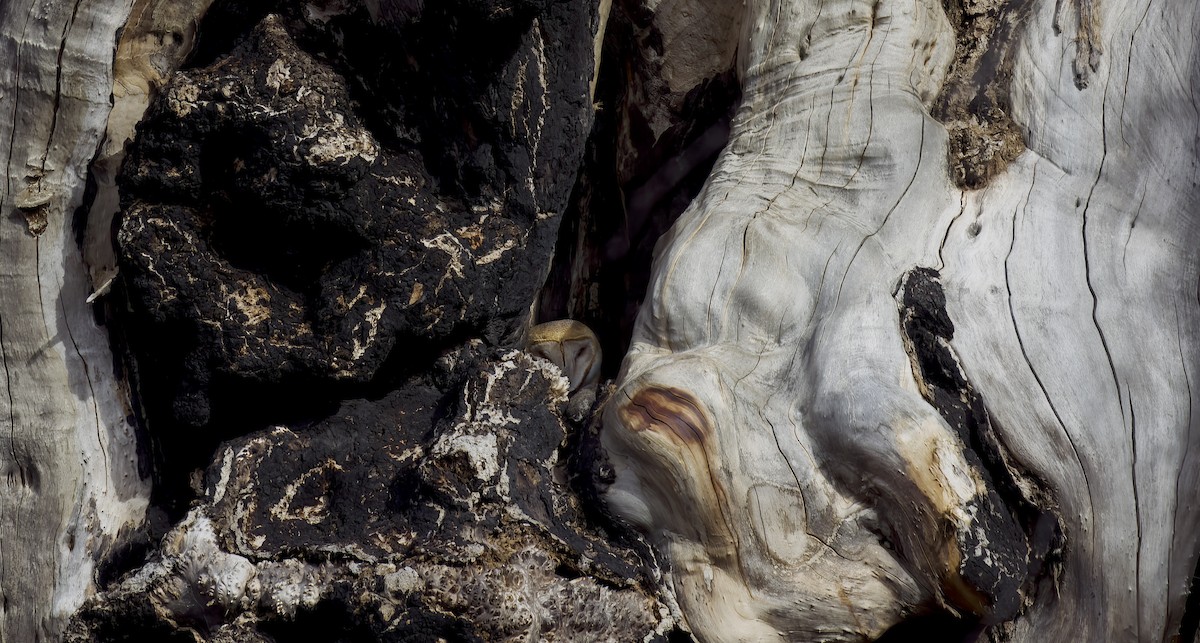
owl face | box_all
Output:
[525,320,602,393]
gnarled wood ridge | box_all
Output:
[600,0,1200,640]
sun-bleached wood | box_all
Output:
[0,0,209,638]
[943,0,1200,638]
[3,0,1196,638]
[601,0,1200,641]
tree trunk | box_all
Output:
[0,0,154,639]
[601,0,1200,640]
[0,0,1196,641]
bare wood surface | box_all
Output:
[601,0,1200,640]
[0,0,206,636]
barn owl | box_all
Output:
[525,320,602,421]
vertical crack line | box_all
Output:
[42,0,86,168]
[4,3,37,206]
[60,297,108,490]
[937,192,967,271]
[809,241,843,331]
[1168,301,1195,641]
[0,304,9,643]
[1130,390,1141,637]
[660,190,732,353]
[1005,161,1096,550]
[0,312,16,470]
[1117,0,1153,148]
[728,0,804,204]
[35,240,47,335]
[1080,66,1123,426]
[764,408,804,497]
[722,212,760,338]
[1120,186,1146,272]
[842,0,889,188]
[704,234,734,344]
[1080,56,1143,636]
[834,117,926,311]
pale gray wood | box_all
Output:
[3,0,1195,639]
[600,0,1200,641]
[942,0,1200,638]
[0,0,208,638]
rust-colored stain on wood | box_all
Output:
[618,386,712,444]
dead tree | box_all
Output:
[1,0,1197,640]
[601,0,1200,640]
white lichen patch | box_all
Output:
[212,447,236,504]
[523,355,571,406]
[162,511,258,614]
[265,59,292,92]
[165,78,201,116]
[476,239,517,265]
[115,509,342,625]
[420,232,470,294]
[418,546,669,642]
[471,356,532,428]
[430,431,502,484]
[425,353,575,503]
[298,113,378,166]
[268,458,344,524]
[226,431,291,553]
[252,558,333,618]
[382,567,423,595]
[350,301,387,361]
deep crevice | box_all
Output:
[933,0,1036,188]
[875,609,983,643]
[895,267,1065,624]
[1180,553,1200,643]
[536,2,740,375]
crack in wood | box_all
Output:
[937,191,967,270]
[61,297,110,489]
[0,312,17,477]
[42,0,86,173]
[896,265,1065,622]
[3,3,35,212]
[1171,302,1198,641]
[836,117,927,311]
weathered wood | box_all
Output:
[943,0,1200,637]
[600,0,1200,640]
[0,0,208,637]
[4,0,1196,639]
[0,0,139,636]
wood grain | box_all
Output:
[601,0,1200,640]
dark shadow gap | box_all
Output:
[1180,552,1200,643]
[875,610,983,643]
[537,4,740,377]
